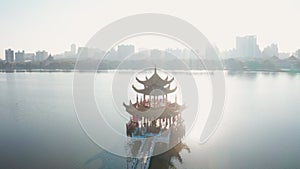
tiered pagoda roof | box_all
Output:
[132,67,177,96]
[132,84,177,96]
[135,68,174,87]
[124,67,185,119]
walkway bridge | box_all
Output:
[128,129,171,169]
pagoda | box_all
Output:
[124,67,185,137]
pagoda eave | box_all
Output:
[136,76,175,87]
[123,103,185,119]
[132,85,177,96]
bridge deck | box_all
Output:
[129,130,170,169]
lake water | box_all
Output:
[0,71,299,169]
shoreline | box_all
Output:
[0,69,299,74]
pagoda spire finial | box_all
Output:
[154,65,157,74]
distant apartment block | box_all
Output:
[25,53,35,61]
[15,50,25,62]
[77,47,89,57]
[236,35,261,57]
[117,45,135,59]
[36,50,48,61]
[77,47,103,58]
[71,44,76,55]
[64,44,77,58]
[262,44,279,58]
[5,49,14,62]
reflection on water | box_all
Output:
[126,122,186,169]
[227,71,258,79]
[0,72,300,169]
[83,142,190,169]
[83,151,126,169]
[149,142,190,169]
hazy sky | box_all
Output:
[0,0,299,58]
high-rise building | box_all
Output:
[106,48,117,60]
[5,49,14,62]
[117,45,135,59]
[236,35,261,57]
[77,47,89,57]
[165,48,183,58]
[36,50,48,61]
[15,50,25,62]
[71,44,76,55]
[25,53,35,61]
[262,44,279,58]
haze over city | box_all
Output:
[1,0,299,59]
[1,1,300,169]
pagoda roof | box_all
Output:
[136,67,174,87]
[132,84,177,96]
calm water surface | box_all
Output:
[0,71,299,169]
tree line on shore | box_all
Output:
[0,56,300,72]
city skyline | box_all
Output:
[1,34,299,60]
[1,34,299,61]
[0,0,299,59]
